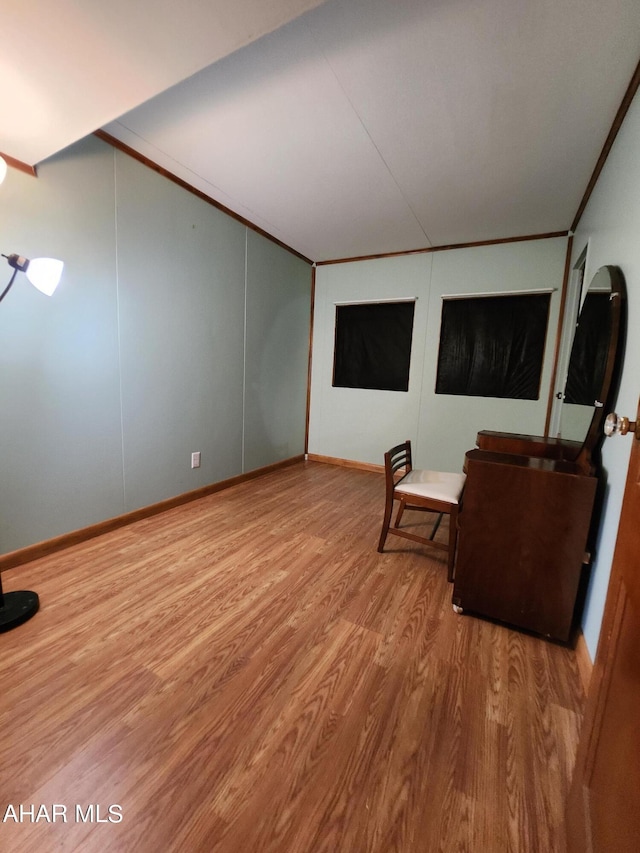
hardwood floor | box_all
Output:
[0,461,585,852]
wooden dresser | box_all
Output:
[452,431,598,642]
[450,265,625,643]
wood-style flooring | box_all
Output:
[0,461,585,852]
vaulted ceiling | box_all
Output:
[2,0,639,262]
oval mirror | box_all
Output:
[558,265,625,462]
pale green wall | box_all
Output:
[571,86,640,659]
[115,151,247,510]
[244,230,311,471]
[0,135,312,552]
[308,253,431,464]
[417,240,568,471]
[0,139,124,550]
[309,236,568,472]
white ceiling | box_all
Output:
[0,0,326,165]
[3,0,640,262]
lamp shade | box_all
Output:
[25,257,64,296]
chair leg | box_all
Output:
[429,512,444,541]
[394,497,407,528]
[378,496,395,552]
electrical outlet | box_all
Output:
[191,451,201,469]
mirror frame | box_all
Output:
[572,265,625,468]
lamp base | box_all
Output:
[0,590,39,632]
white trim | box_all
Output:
[441,288,556,300]
[334,297,417,306]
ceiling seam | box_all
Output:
[305,22,435,249]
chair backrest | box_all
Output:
[384,440,413,493]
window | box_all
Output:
[333,300,415,392]
[435,292,550,400]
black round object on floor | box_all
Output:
[0,590,39,632]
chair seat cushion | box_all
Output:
[396,469,466,504]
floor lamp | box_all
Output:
[0,249,64,632]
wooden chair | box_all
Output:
[377,440,466,581]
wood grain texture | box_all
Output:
[454,448,597,641]
[0,461,584,852]
[0,455,305,573]
[573,631,593,696]
[305,453,384,474]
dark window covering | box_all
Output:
[333,301,415,391]
[435,293,550,400]
[564,292,612,405]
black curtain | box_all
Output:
[333,301,415,392]
[435,293,550,400]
